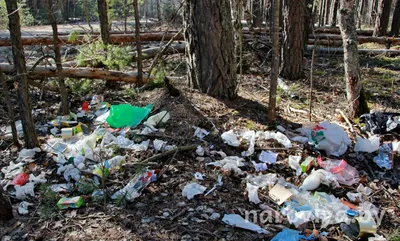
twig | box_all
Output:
[170,207,188,221]
[138,144,197,164]
[255,147,297,151]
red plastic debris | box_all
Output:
[11,173,29,186]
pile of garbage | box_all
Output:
[1,99,399,241]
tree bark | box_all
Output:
[280,0,305,80]
[0,64,149,83]
[0,186,13,221]
[304,0,315,46]
[46,0,69,115]
[357,0,365,28]
[0,72,20,146]
[329,0,339,26]
[252,0,263,28]
[5,0,39,148]
[183,0,237,99]
[373,0,392,36]
[389,0,400,36]
[133,0,143,86]
[339,0,369,118]
[97,0,110,44]
[157,0,161,21]
[268,0,280,123]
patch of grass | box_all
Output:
[246,120,257,129]
[359,42,386,49]
[389,231,400,241]
[65,78,93,95]
[38,184,60,220]
[147,68,166,90]
[123,87,136,99]
[374,67,398,75]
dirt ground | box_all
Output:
[0,25,400,241]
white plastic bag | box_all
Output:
[310,121,351,156]
[182,183,206,199]
[221,130,240,147]
[354,136,380,153]
[144,111,170,127]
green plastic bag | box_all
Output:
[106,104,152,128]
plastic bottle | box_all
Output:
[299,172,321,191]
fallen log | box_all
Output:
[306,46,400,56]
[0,63,149,83]
[314,27,374,36]
[132,42,185,60]
[0,32,184,47]
[310,34,400,45]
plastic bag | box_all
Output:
[246,173,278,204]
[354,136,380,153]
[206,156,245,174]
[373,143,393,169]
[318,158,359,186]
[241,130,256,157]
[271,229,308,241]
[288,156,302,176]
[256,131,292,148]
[182,183,207,199]
[106,104,152,128]
[112,170,156,201]
[309,121,351,156]
[144,111,170,127]
[222,214,269,234]
[15,183,35,199]
[221,130,240,147]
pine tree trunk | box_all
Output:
[97,0,110,44]
[389,0,400,36]
[0,186,13,221]
[280,0,306,80]
[329,0,339,26]
[370,0,379,26]
[46,0,69,115]
[252,0,263,27]
[183,0,237,99]
[319,0,325,26]
[339,0,369,118]
[373,0,392,36]
[358,0,365,28]
[157,0,161,21]
[304,0,314,45]
[5,0,39,148]
[268,0,280,122]
[133,0,143,86]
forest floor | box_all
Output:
[0,25,400,241]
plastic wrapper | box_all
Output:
[251,161,268,172]
[288,156,302,176]
[182,183,207,199]
[112,170,156,201]
[144,111,170,127]
[271,229,308,241]
[11,173,29,186]
[16,148,41,163]
[206,156,245,174]
[221,130,240,147]
[193,126,209,139]
[15,183,35,199]
[246,174,278,204]
[318,158,359,186]
[222,214,269,234]
[154,139,167,152]
[240,130,256,157]
[259,151,278,164]
[256,131,292,148]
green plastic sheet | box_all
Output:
[106,104,152,128]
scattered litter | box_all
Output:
[144,111,170,127]
[11,173,29,186]
[354,135,380,153]
[360,111,400,134]
[251,161,268,172]
[277,125,286,132]
[357,184,373,196]
[209,213,221,220]
[196,145,205,156]
[194,172,205,180]
[221,130,240,147]
[240,130,256,157]
[57,196,84,209]
[222,214,269,234]
[256,131,292,148]
[271,229,308,241]
[205,175,223,196]
[299,169,339,192]
[269,183,293,205]
[301,157,315,172]
[106,104,152,128]
[259,151,278,164]
[318,158,359,186]
[112,170,157,201]
[182,183,207,199]
[291,136,309,143]
[373,143,393,169]
[16,148,41,163]
[50,183,73,193]
[18,201,32,215]
[193,126,209,139]
[206,156,245,174]
[15,183,35,200]
[153,139,167,152]
[288,156,302,176]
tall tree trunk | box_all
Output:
[184,0,237,99]
[319,0,325,26]
[373,0,392,36]
[339,0,369,118]
[133,0,143,85]
[324,0,331,26]
[5,0,39,148]
[358,0,365,28]
[0,72,20,147]
[46,0,69,115]
[0,186,13,221]
[157,0,161,21]
[264,0,272,23]
[304,0,314,46]
[252,0,263,27]
[268,0,280,122]
[389,0,400,36]
[329,0,339,26]
[97,0,110,44]
[369,0,379,26]
[280,0,305,80]
[124,0,128,33]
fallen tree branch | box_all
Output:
[139,144,197,164]
[0,63,149,83]
[306,46,400,56]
